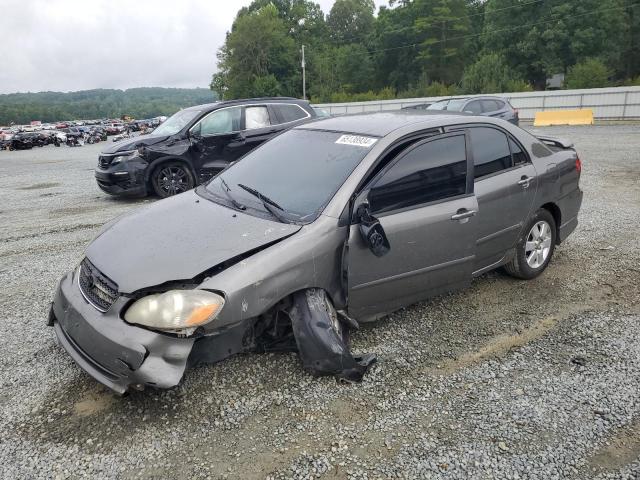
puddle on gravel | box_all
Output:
[587,420,640,473]
[74,390,116,417]
[18,182,61,190]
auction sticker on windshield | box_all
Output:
[335,134,378,147]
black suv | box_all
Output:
[95,97,317,197]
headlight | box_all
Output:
[124,290,225,335]
[111,149,142,164]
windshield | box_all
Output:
[152,109,201,136]
[202,129,376,223]
[442,99,468,112]
[427,101,449,111]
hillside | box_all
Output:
[0,87,217,124]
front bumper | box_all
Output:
[95,160,148,197]
[49,270,194,394]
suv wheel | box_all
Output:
[151,162,195,198]
[504,209,556,279]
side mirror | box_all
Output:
[357,200,390,257]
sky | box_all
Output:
[0,0,388,94]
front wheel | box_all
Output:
[151,162,195,198]
[504,209,556,279]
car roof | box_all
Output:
[298,111,480,137]
[184,97,306,112]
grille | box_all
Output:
[98,155,113,168]
[78,258,119,312]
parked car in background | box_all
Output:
[95,97,317,198]
[49,111,582,394]
[427,96,519,125]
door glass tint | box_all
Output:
[470,127,513,179]
[275,104,308,123]
[245,106,271,130]
[199,107,241,136]
[481,99,501,112]
[465,100,482,114]
[509,138,528,165]
[369,135,467,214]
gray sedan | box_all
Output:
[48,112,583,393]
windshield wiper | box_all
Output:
[220,178,246,211]
[237,183,290,224]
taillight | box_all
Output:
[575,157,582,173]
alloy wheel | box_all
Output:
[525,220,552,269]
[158,166,189,196]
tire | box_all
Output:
[151,162,195,198]
[504,209,556,280]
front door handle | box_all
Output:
[517,176,533,188]
[451,209,477,221]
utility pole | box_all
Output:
[301,45,306,100]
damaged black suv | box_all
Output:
[95,97,316,198]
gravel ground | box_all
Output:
[0,125,639,479]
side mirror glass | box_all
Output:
[357,201,390,257]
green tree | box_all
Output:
[327,0,375,45]
[462,53,531,93]
[413,0,470,85]
[565,58,612,89]
[213,4,298,99]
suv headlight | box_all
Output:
[112,149,142,164]
[124,290,225,335]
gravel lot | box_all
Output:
[1,125,639,479]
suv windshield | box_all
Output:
[202,129,375,223]
[442,99,468,112]
[152,109,201,136]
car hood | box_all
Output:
[85,191,301,293]
[101,134,170,154]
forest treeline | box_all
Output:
[0,88,217,125]
[211,0,640,102]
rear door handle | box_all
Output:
[451,209,477,221]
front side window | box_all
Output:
[275,104,309,123]
[369,135,467,214]
[245,106,271,129]
[470,127,512,179]
[198,107,242,136]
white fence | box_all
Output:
[314,86,640,121]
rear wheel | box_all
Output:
[504,209,556,279]
[151,162,195,198]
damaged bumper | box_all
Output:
[95,159,147,197]
[49,270,194,394]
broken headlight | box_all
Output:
[124,290,225,335]
[111,149,142,164]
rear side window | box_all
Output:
[369,135,467,214]
[481,99,502,112]
[470,127,512,179]
[509,138,528,165]
[245,106,271,129]
[274,104,308,123]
